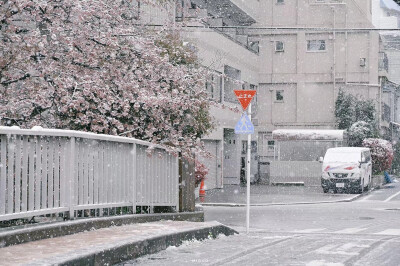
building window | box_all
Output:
[307,40,326,51]
[275,41,284,52]
[275,90,284,102]
[224,65,242,104]
[206,72,222,102]
[276,0,284,4]
[267,140,275,152]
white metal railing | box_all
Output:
[0,127,179,221]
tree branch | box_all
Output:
[90,38,107,46]
[1,73,30,86]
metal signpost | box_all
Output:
[234,90,256,234]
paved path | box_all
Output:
[0,221,225,265]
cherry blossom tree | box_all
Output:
[362,138,394,174]
[0,0,214,158]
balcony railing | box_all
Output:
[176,0,259,54]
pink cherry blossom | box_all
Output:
[0,0,215,159]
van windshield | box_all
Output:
[324,151,361,163]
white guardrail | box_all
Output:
[0,127,179,221]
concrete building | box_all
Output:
[177,0,262,188]
[141,0,384,189]
[372,0,400,140]
[255,0,382,182]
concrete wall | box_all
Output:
[386,49,400,84]
[276,140,343,161]
[259,0,372,28]
[270,161,322,186]
[259,32,378,84]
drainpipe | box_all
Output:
[332,6,336,108]
[270,89,274,125]
[345,6,348,84]
[379,77,383,133]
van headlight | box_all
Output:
[322,172,330,179]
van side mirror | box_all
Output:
[319,157,323,163]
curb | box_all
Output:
[271,182,305,186]
[32,223,238,266]
[199,197,359,207]
[0,212,204,248]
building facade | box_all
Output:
[372,0,400,139]
[177,0,262,188]
[256,0,380,164]
[142,0,384,189]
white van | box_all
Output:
[321,147,372,193]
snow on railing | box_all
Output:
[0,127,179,221]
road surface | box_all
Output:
[120,183,400,265]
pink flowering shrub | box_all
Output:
[195,160,208,187]
[0,0,214,159]
[362,138,394,174]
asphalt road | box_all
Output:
[122,182,400,266]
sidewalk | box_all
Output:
[0,220,236,265]
[197,185,365,207]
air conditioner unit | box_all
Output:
[360,58,366,67]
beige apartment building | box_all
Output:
[256,0,381,165]
[177,0,262,189]
[140,0,383,189]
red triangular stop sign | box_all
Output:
[234,90,256,111]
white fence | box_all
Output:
[270,161,322,186]
[0,127,179,221]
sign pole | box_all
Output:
[246,103,251,234]
[233,90,256,235]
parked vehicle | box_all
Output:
[321,147,372,194]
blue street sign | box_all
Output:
[235,113,254,134]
